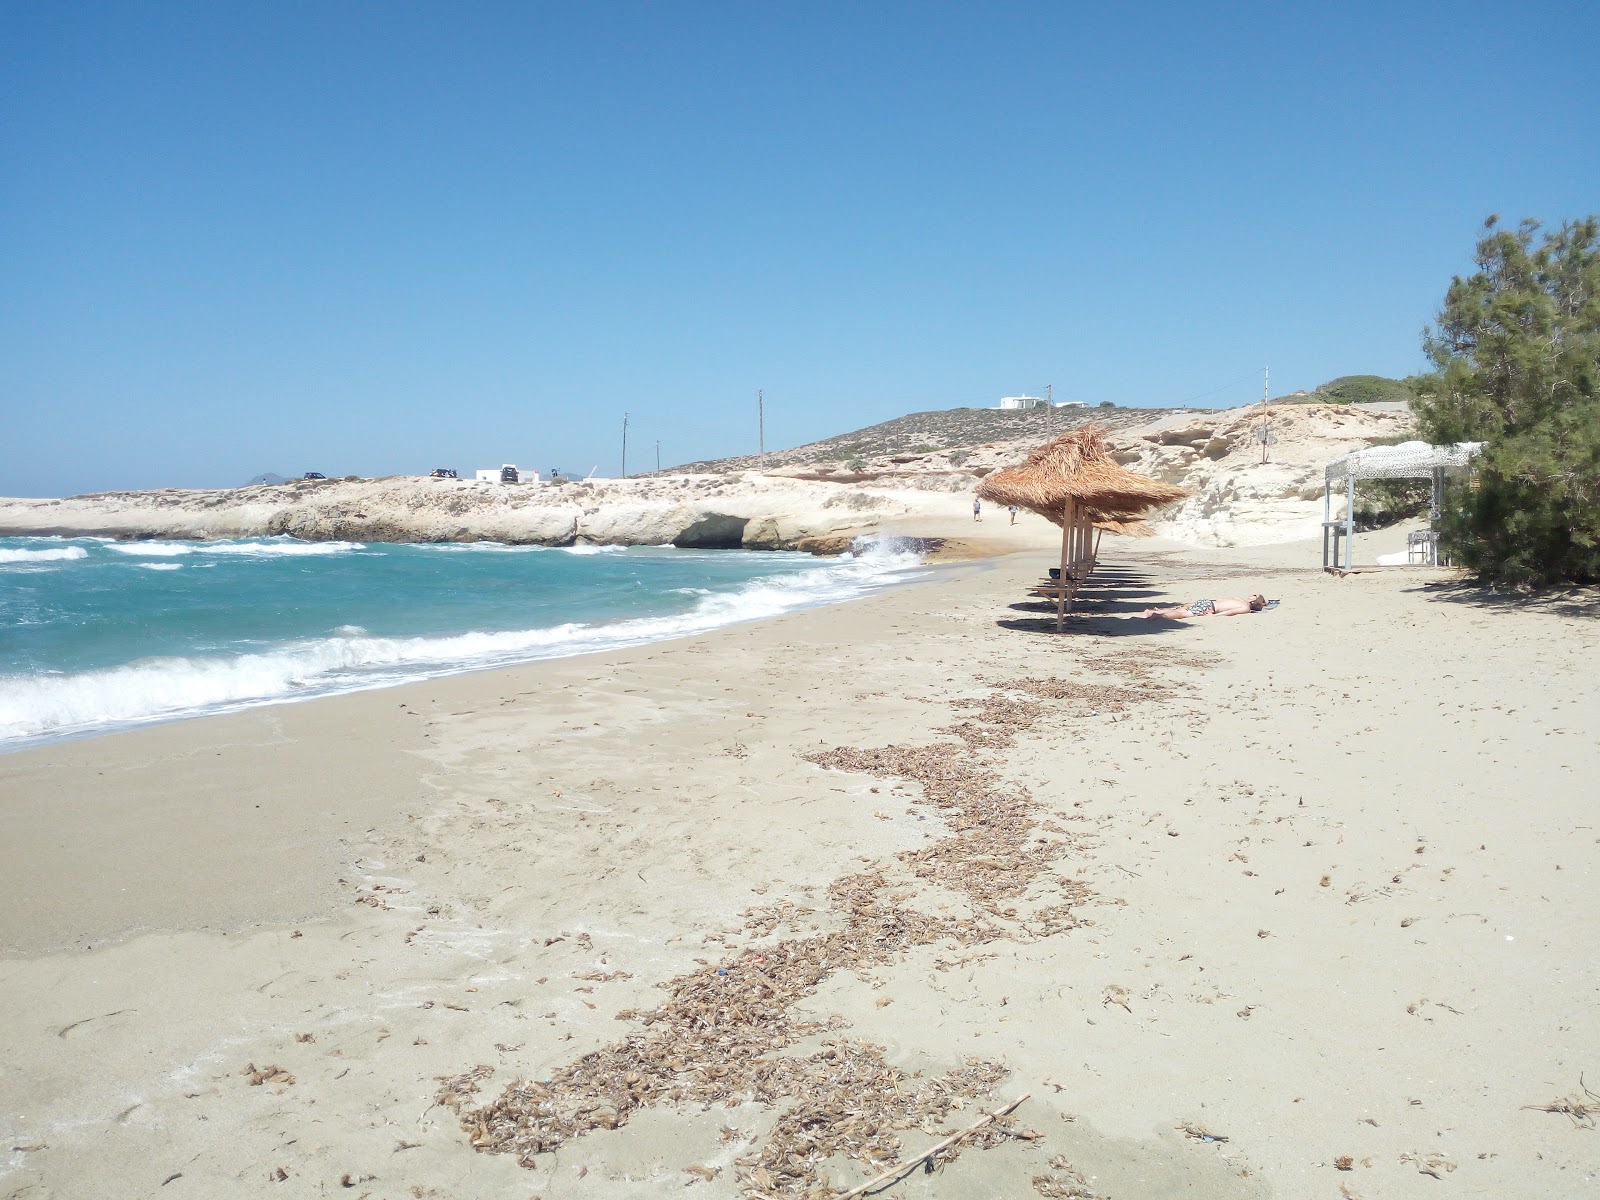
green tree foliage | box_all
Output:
[1317,374,1415,405]
[1414,216,1600,585]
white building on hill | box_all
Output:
[998,395,1047,410]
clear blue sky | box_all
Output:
[4,1,1596,496]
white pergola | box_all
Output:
[1323,441,1482,569]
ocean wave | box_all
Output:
[0,546,89,564]
[0,535,928,744]
[558,544,628,555]
[411,542,544,553]
[137,563,184,571]
[198,539,365,557]
[107,542,194,557]
[108,538,365,558]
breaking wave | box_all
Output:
[108,539,364,558]
[0,536,928,745]
[107,542,193,557]
[0,546,89,565]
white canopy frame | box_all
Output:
[1322,441,1482,569]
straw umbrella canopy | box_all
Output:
[977,427,1185,627]
[976,427,1187,518]
[1019,506,1159,536]
[1090,515,1157,538]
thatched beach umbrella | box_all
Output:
[1090,515,1157,537]
[1089,513,1156,554]
[977,428,1185,628]
[978,427,1187,516]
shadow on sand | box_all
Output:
[995,563,1197,632]
[1408,578,1600,620]
[996,614,1184,637]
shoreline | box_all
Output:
[0,528,1024,755]
[0,534,1034,953]
[2,535,1595,1198]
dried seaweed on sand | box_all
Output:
[1523,1075,1600,1127]
[446,647,1176,1195]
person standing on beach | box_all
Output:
[1008,505,1018,525]
[973,498,982,522]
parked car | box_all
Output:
[429,468,458,478]
[499,465,519,483]
[303,472,327,480]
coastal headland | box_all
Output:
[2,524,1596,1199]
[0,401,1415,550]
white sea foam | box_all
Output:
[107,542,194,556]
[559,544,628,555]
[412,542,543,553]
[0,535,928,745]
[198,539,365,557]
[109,538,364,558]
[0,546,89,564]
[136,563,184,571]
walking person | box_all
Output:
[972,497,982,522]
[1008,505,1018,525]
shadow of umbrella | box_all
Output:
[978,428,1187,630]
[996,614,1184,638]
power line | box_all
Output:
[1171,366,1267,408]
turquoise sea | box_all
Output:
[0,535,928,749]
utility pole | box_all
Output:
[1260,366,1270,464]
[621,411,629,478]
[1046,383,1052,407]
[655,440,660,473]
[758,389,765,456]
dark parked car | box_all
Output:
[500,466,519,483]
[303,472,327,480]
[429,468,458,478]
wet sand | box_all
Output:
[2,527,1597,1199]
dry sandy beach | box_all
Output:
[2,526,1597,1199]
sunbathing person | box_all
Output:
[1140,594,1268,619]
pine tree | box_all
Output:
[1415,216,1600,585]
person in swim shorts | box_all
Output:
[1139,593,1268,619]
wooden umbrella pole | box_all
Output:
[837,1092,1032,1199]
[1057,500,1073,630]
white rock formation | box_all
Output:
[1107,402,1416,546]
[0,402,1413,549]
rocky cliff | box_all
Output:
[1111,402,1415,544]
[0,402,1413,549]
[0,472,955,550]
